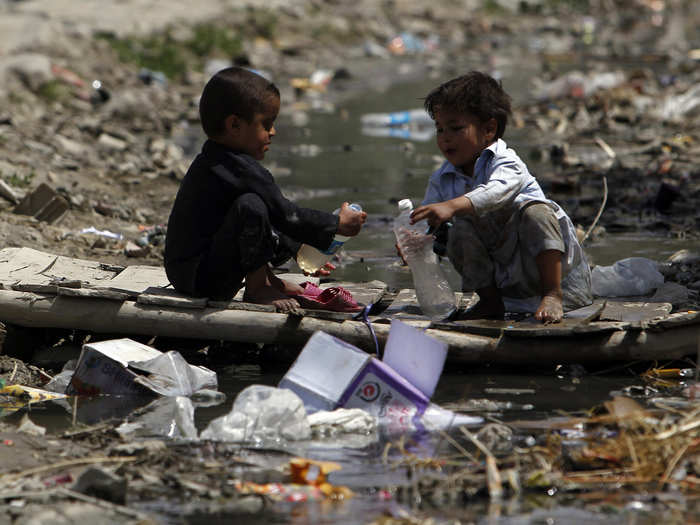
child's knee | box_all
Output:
[234,192,267,217]
[520,203,564,256]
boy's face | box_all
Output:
[225,95,280,160]
[433,108,496,174]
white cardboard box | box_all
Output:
[279,329,436,431]
[67,338,217,397]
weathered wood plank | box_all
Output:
[600,300,672,322]
[138,291,208,309]
[0,247,118,288]
[0,289,698,363]
[326,280,388,306]
[380,288,427,319]
[58,287,130,301]
[207,299,276,312]
[99,265,170,295]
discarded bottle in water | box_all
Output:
[297,203,362,274]
[393,199,455,321]
[360,108,432,127]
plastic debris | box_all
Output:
[591,257,665,297]
[116,396,197,439]
[201,385,311,445]
[279,325,482,433]
[307,408,376,436]
[361,109,431,127]
[79,226,124,240]
[67,338,217,397]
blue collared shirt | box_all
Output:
[422,138,546,214]
[421,138,592,311]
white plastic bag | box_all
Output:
[201,385,311,445]
[591,257,664,297]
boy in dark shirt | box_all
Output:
[165,67,366,312]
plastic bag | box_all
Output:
[591,257,664,297]
[130,351,218,396]
[201,385,311,445]
[116,396,197,439]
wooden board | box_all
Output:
[0,248,698,365]
[380,288,427,319]
[0,288,697,364]
[326,279,388,307]
[379,290,471,320]
[98,265,170,296]
[0,247,117,288]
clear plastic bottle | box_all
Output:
[393,199,456,321]
[296,203,362,274]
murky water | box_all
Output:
[8,67,700,523]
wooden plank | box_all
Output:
[207,299,276,313]
[99,265,170,295]
[379,288,467,320]
[0,247,118,288]
[648,310,700,329]
[0,289,491,357]
[380,288,428,319]
[600,300,672,322]
[57,287,130,301]
[0,289,698,364]
[137,287,208,309]
[0,247,57,286]
[324,280,387,306]
[11,283,58,294]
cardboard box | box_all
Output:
[67,338,217,397]
[279,327,440,432]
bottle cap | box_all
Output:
[398,199,413,212]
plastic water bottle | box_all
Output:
[393,199,456,321]
[361,108,432,127]
[296,203,362,274]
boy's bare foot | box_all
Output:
[243,265,302,313]
[266,266,304,295]
[244,287,301,313]
[534,293,563,324]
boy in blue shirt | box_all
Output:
[410,71,592,323]
[165,67,366,312]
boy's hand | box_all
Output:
[411,196,473,228]
[337,202,367,236]
[303,261,336,277]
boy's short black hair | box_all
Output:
[424,71,512,139]
[199,67,280,138]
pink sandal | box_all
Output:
[294,283,362,312]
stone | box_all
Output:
[72,467,127,505]
[13,183,70,225]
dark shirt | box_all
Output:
[165,140,338,290]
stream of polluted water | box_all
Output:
[10,65,700,522]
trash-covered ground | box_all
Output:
[2,0,700,522]
[2,341,700,524]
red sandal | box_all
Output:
[293,285,362,312]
